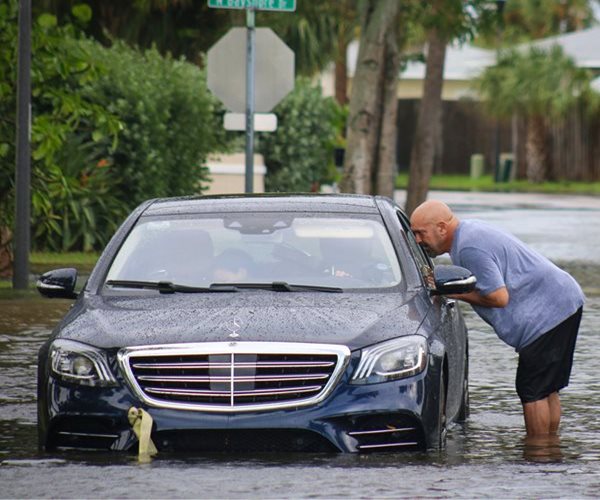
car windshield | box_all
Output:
[105,213,403,290]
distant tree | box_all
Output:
[499,0,594,43]
[405,0,482,215]
[478,45,594,183]
[339,0,401,196]
[37,0,233,64]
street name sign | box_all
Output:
[208,0,296,11]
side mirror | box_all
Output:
[432,265,476,295]
[36,268,78,299]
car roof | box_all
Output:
[142,193,390,217]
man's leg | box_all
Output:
[523,392,561,435]
[523,398,551,436]
[548,392,561,434]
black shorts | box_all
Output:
[516,307,582,404]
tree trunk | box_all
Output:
[334,36,348,106]
[340,0,400,194]
[526,114,547,183]
[0,227,13,279]
[375,23,400,198]
[405,26,447,215]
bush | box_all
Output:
[1,2,230,253]
[84,41,228,208]
[0,2,123,253]
[259,78,340,192]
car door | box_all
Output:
[395,210,467,419]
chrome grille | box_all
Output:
[118,342,350,412]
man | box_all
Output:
[410,200,584,436]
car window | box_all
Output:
[396,211,434,288]
[105,213,403,290]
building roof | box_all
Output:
[527,25,600,69]
[347,25,600,82]
[402,44,495,81]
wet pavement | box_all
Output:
[1,191,599,498]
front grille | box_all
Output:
[118,342,350,412]
[155,429,339,453]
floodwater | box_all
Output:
[1,194,600,498]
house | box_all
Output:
[205,153,266,195]
[325,25,600,178]
[341,25,600,101]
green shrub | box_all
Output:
[259,78,340,192]
[0,2,122,253]
[85,41,228,207]
[1,2,230,253]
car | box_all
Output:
[36,194,475,454]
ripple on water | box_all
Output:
[0,289,599,498]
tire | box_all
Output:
[457,354,470,422]
[438,368,447,450]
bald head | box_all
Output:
[410,200,459,257]
[411,200,455,227]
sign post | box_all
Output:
[207,0,295,193]
[13,0,31,290]
[244,9,256,193]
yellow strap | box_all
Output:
[128,407,158,460]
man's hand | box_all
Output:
[448,286,509,308]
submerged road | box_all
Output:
[1,190,599,498]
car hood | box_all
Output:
[56,290,431,351]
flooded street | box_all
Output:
[1,193,600,498]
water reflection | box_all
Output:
[522,434,563,463]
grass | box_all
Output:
[30,251,100,272]
[395,174,600,195]
[1,252,99,292]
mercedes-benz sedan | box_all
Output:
[37,194,475,453]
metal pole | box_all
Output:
[244,8,255,194]
[13,0,32,290]
[493,0,506,183]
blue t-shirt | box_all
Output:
[449,219,585,351]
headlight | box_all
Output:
[351,336,428,384]
[49,339,117,387]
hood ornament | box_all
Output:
[225,317,243,339]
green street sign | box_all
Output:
[208,0,296,11]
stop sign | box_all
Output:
[207,28,295,113]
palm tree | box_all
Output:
[478,45,593,183]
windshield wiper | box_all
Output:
[105,280,237,294]
[208,281,343,293]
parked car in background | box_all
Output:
[37,194,475,453]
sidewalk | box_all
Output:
[393,190,600,211]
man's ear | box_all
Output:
[437,221,448,235]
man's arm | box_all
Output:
[448,286,509,308]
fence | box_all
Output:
[396,99,600,181]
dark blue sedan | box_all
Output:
[37,194,475,453]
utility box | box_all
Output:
[498,153,515,182]
[470,154,484,179]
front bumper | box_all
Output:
[39,355,443,453]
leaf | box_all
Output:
[71,4,92,23]
[37,13,57,29]
[92,130,105,143]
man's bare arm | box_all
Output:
[448,286,509,308]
